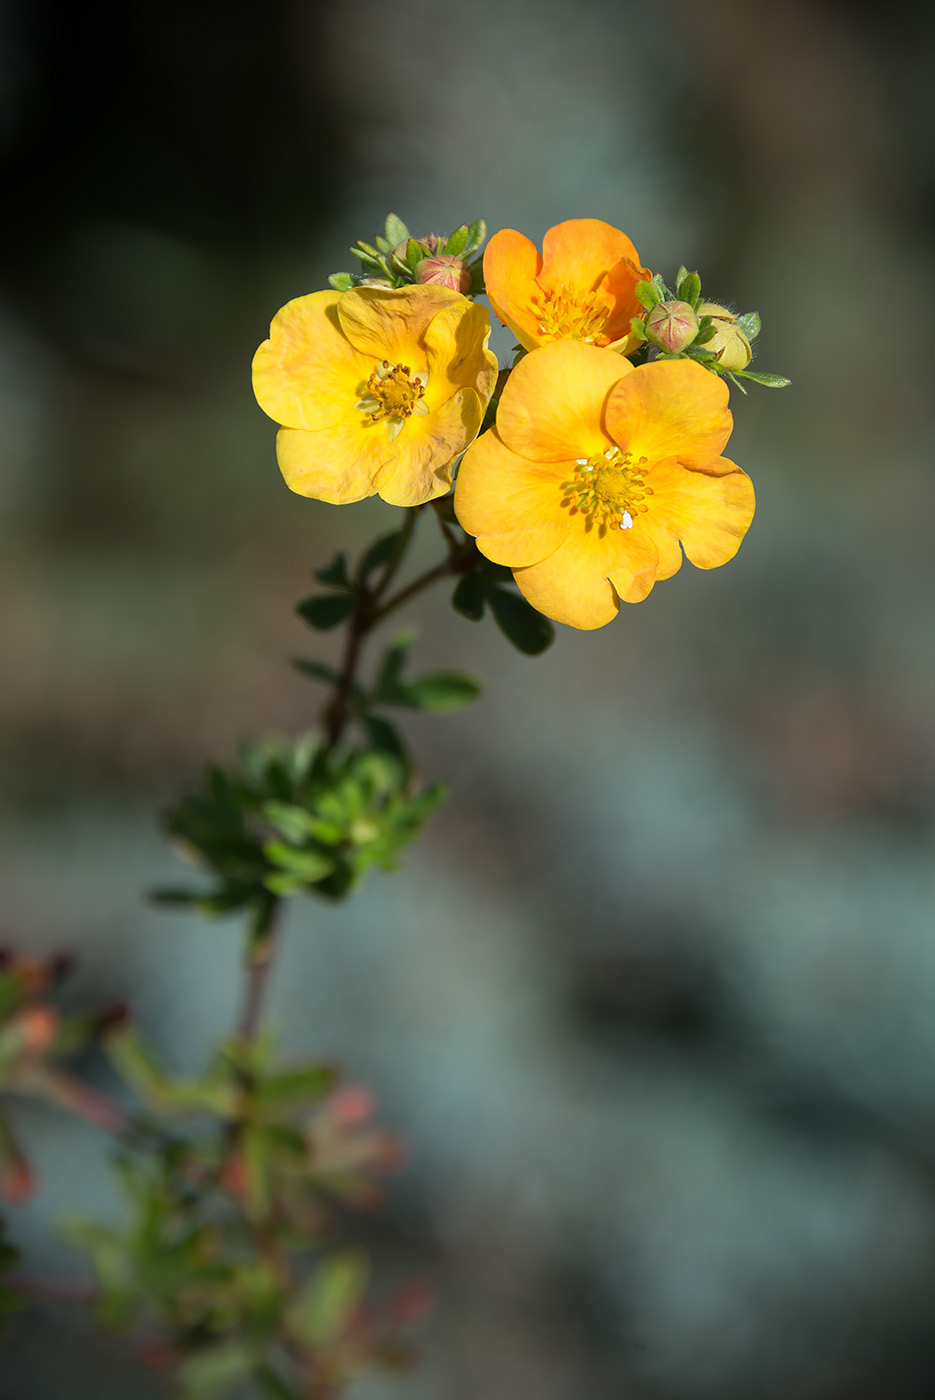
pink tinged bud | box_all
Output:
[330,1085,377,1126]
[645,300,699,354]
[414,254,472,294]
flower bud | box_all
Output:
[414,254,472,294]
[697,301,752,371]
[644,300,699,354]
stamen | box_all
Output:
[531,285,611,344]
[358,362,429,439]
[559,445,652,536]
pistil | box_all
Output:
[356,361,429,441]
[560,445,653,534]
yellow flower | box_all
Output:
[483,218,651,354]
[253,285,497,506]
[454,343,755,630]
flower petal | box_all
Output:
[373,389,484,507]
[336,284,460,364]
[513,518,659,629]
[423,299,498,410]
[642,454,755,570]
[483,229,545,351]
[496,340,633,463]
[605,359,733,463]
[455,427,568,566]
[600,256,652,343]
[253,292,373,431]
[538,219,644,300]
[276,419,390,504]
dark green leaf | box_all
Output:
[398,672,481,712]
[371,629,415,704]
[292,658,341,687]
[694,318,716,345]
[737,311,761,340]
[296,594,357,630]
[486,585,555,655]
[384,213,409,247]
[263,843,335,882]
[361,713,409,761]
[254,1365,303,1400]
[444,223,468,257]
[357,529,402,582]
[452,571,486,620]
[313,552,351,590]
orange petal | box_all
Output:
[276,419,389,504]
[253,292,372,431]
[483,229,545,351]
[605,359,733,463]
[373,389,484,507]
[601,256,652,343]
[642,454,755,570]
[455,427,568,566]
[336,284,461,364]
[538,219,643,300]
[514,518,659,629]
[496,340,633,463]
[423,299,498,410]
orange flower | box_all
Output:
[454,343,755,630]
[483,218,651,353]
[253,285,497,506]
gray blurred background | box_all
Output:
[1,0,934,1395]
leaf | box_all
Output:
[296,594,357,630]
[313,552,351,590]
[486,586,555,655]
[452,572,486,621]
[177,1343,256,1400]
[327,271,357,292]
[357,529,402,582]
[253,1365,304,1400]
[290,1249,370,1348]
[261,801,317,843]
[444,223,468,257]
[254,1065,337,1117]
[384,213,409,247]
[732,368,791,387]
[291,659,341,686]
[694,318,716,345]
[628,316,648,342]
[635,279,661,313]
[262,842,335,882]
[737,311,761,339]
[371,629,416,704]
[678,271,701,308]
[403,672,481,712]
[405,238,423,270]
[361,713,409,761]
[463,218,487,256]
[675,264,689,291]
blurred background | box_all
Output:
[1,0,934,1395]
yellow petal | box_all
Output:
[514,517,659,629]
[373,389,484,507]
[336,284,461,364]
[642,454,755,570]
[455,427,568,566]
[253,292,372,431]
[275,418,390,504]
[496,341,633,463]
[538,219,644,300]
[605,359,732,463]
[423,299,498,410]
[483,228,545,352]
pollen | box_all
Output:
[356,361,429,440]
[560,446,653,534]
[531,286,611,345]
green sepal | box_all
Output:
[452,571,486,621]
[296,594,358,630]
[327,271,358,292]
[736,311,762,340]
[628,316,648,342]
[635,279,661,313]
[694,316,716,345]
[384,213,409,247]
[486,585,555,655]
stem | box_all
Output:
[16,1065,132,1137]
[237,897,281,1044]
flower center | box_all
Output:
[532,286,610,344]
[560,446,653,534]
[356,361,429,441]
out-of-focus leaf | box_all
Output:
[452,572,485,620]
[290,1248,369,1348]
[313,553,351,590]
[296,594,357,631]
[357,530,402,583]
[254,1066,337,1118]
[486,586,555,655]
[396,672,481,712]
[177,1342,256,1400]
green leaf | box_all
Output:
[290,1249,369,1348]
[292,659,341,687]
[261,801,317,843]
[628,316,648,342]
[452,571,486,621]
[361,713,409,761]
[405,238,423,270]
[678,271,701,308]
[296,594,357,630]
[253,1365,303,1400]
[635,279,661,313]
[371,629,415,704]
[384,213,409,247]
[177,1343,256,1400]
[262,842,335,882]
[732,368,791,387]
[253,1065,337,1117]
[402,672,481,712]
[313,552,351,590]
[357,529,403,582]
[736,311,761,340]
[675,264,689,291]
[486,586,555,655]
[350,246,381,271]
[444,223,468,257]
[694,318,716,346]
[327,271,357,292]
[463,218,487,256]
